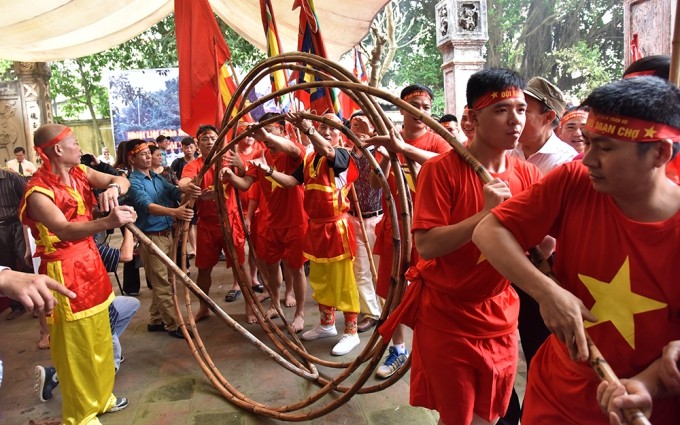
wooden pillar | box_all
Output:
[623,0,676,68]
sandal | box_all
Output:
[251,284,264,293]
[224,289,241,302]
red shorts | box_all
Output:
[410,323,517,424]
[254,224,307,269]
[195,219,245,269]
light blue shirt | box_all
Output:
[127,170,181,232]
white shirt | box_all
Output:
[510,132,577,176]
[98,154,115,165]
[6,159,37,176]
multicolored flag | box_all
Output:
[175,0,245,136]
[260,0,287,93]
[292,0,342,117]
[353,47,369,84]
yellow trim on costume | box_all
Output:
[47,260,114,322]
[337,218,352,259]
[305,184,334,192]
[304,251,352,263]
[22,186,60,253]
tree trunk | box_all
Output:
[76,59,104,148]
[518,0,556,79]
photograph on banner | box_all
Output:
[107,68,188,164]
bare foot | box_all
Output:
[194,308,210,322]
[257,292,271,302]
[290,315,305,333]
[284,292,296,308]
[246,312,258,324]
[37,333,50,349]
[266,307,280,319]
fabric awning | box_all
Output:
[0,0,388,62]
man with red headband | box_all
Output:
[19,123,137,423]
[222,114,308,332]
[126,138,199,338]
[177,125,252,323]
[368,84,452,379]
[473,76,680,424]
[557,106,589,155]
[378,69,540,424]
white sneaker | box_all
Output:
[301,324,337,341]
[331,333,361,356]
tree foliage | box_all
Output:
[487,0,623,100]
[356,0,623,116]
[49,15,263,123]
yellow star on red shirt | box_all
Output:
[580,257,667,349]
[266,173,283,192]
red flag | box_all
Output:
[175,0,242,136]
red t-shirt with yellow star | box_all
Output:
[492,161,680,425]
[246,144,306,229]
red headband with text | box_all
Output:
[472,87,524,110]
[560,110,589,126]
[585,112,680,142]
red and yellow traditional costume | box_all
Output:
[20,164,117,425]
[302,149,359,312]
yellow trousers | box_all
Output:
[308,258,360,313]
[51,307,117,425]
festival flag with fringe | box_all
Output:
[175,0,245,136]
[260,0,287,93]
[292,0,342,117]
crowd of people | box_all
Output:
[2,53,680,425]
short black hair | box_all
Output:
[466,68,525,109]
[400,84,434,100]
[439,114,458,124]
[581,77,680,130]
[259,112,285,127]
[196,125,218,139]
[349,110,366,120]
[126,139,147,153]
[180,137,195,146]
[149,145,160,154]
[13,146,25,154]
[623,55,670,80]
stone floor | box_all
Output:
[0,244,526,425]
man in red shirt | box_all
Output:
[379,69,540,424]
[473,76,680,425]
[179,125,251,323]
[369,84,452,379]
[222,115,308,332]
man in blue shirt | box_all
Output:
[126,139,200,338]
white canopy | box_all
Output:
[0,0,388,62]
